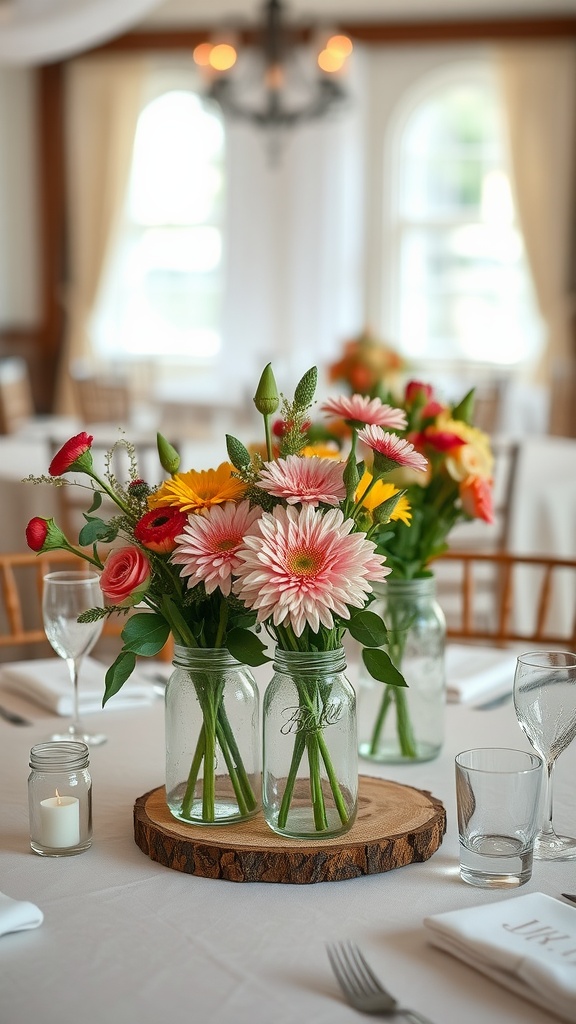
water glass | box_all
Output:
[455,747,543,888]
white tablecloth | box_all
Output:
[1,670,575,1024]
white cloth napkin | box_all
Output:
[424,892,576,1022]
[0,891,43,937]
[0,657,156,715]
[445,643,519,705]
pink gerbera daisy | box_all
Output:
[358,425,429,475]
[234,504,390,637]
[321,394,407,431]
[171,500,262,596]
[257,454,346,507]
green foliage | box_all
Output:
[77,606,114,623]
[103,651,137,706]
[293,366,318,408]
[226,627,271,666]
[362,648,407,686]
[79,516,118,547]
[347,609,388,648]
[120,612,171,656]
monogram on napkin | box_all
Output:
[424,892,576,1022]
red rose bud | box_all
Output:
[424,430,467,453]
[134,507,187,554]
[405,380,433,404]
[100,546,151,607]
[49,432,94,476]
[25,517,68,552]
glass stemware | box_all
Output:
[513,651,576,860]
[42,571,106,747]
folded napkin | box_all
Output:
[0,891,43,937]
[424,892,576,1022]
[445,643,519,705]
[0,657,156,716]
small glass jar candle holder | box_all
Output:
[28,741,92,856]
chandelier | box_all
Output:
[192,0,353,131]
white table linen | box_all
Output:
[1,664,576,1024]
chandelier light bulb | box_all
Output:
[209,43,238,72]
[326,34,353,59]
[193,42,213,67]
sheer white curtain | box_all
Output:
[496,42,576,391]
[221,52,367,403]
[57,54,148,413]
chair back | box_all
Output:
[433,549,576,647]
[0,357,35,434]
[0,550,172,663]
[73,372,131,425]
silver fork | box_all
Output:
[326,940,435,1024]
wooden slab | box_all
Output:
[133,775,446,884]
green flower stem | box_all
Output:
[263,413,274,462]
[368,685,393,755]
[216,704,258,811]
[179,669,257,823]
[277,729,307,829]
[307,732,328,831]
[316,729,349,825]
[394,686,417,758]
[368,607,418,759]
[181,724,206,818]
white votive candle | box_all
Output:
[40,790,80,848]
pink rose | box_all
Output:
[100,546,151,606]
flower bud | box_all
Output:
[25,517,69,552]
[253,363,279,416]
[451,388,475,425]
[373,492,406,525]
[156,433,180,475]
[294,366,317,408]
[226,434,251,471]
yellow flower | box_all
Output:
[355,470,412,526]
[435,415,493,482]
[148,463,246,514]
[300,442,342,460]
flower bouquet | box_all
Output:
[25,435,264,824]
[25,364,429,835]
[327,328,405,401]
[357,379,495,762]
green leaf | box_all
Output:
[121,612,170,656]
[362,647,408,686]
[87,491,102,514]
[103,651,136,706]
[347,609,388,648]
[79,517,117,546]
[226,627,271,667]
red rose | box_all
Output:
[26,517,48,551]
[423,429,467,453]
[100,546,151,606]
[460,476,494,524]
[134,507,187,554]
[25,516,69,553]
[405,380,433,404]
[49,432,94,476]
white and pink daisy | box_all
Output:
[171,500,262,596]
[234,504,390,637]
[358,425,428,474]
[257,454,346,507]
[321,394,407,431]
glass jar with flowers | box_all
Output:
[24,434,268,824]
[225,365,428,839]
[356,380,495,763]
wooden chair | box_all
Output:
[0,357,35,434]
[73,371,131,426]
[432,549,576,647]
[0,550,172,663]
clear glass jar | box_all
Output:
[165,645,261,825]
[359,576,446,763]
[28,741,92,856]
[263,647,357,839]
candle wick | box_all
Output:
[55,789,62,805]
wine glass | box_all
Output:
[513,650,576,860]
[42,571,106,746]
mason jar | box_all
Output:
[28,741,92,856]
[358,575,446,763]
[262,647,357,839]
[165,645,261,825]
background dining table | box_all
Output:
[1,659,575,1024]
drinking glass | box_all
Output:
[42,571,106,746]
[513,651,576,860]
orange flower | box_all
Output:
[148,463,246,514]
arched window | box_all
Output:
[388,63,543,369]
[90,85,226,365]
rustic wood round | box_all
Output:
[133,775,446,884]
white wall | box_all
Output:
[0,66,40,327]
